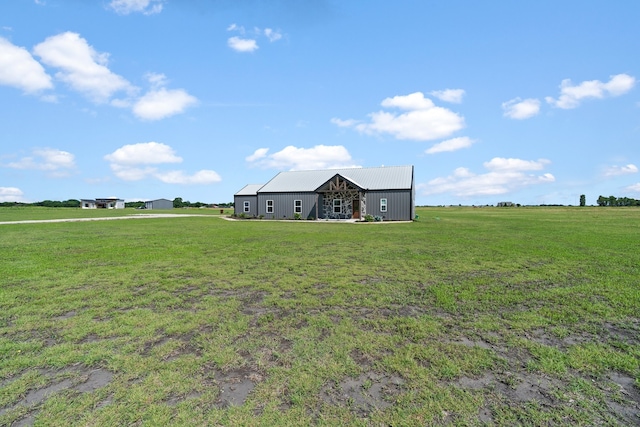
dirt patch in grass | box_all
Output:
[320,372,405,416]
[213,367,262,408]
[0,366,114,425]
[605,372,640,425]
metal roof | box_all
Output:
[255,165,413,193]
[235,184,264,196]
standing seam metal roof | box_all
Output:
[235,184,264,196]
[255,165,413,193]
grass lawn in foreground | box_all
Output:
[0,207,638,426]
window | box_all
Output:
[294,200,302,214]
[266,200,274,213]
[380,198,387,212]
[333,199,342,213]
[243,201,250,212]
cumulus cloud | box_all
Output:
[4,148,75,177]
[425,137,476,154]
[0,37,53,94]
[246,145,358,170]
[226,24,283,52]
[603,164,638,177]
[545,73,636,109]
[245,148,269,162]
[333,92,464,141]
[502,97,541,119]
[33,32,134,103]
[104,141,182,165]
[156,170,222,184]
[108,0,164,15]
[419,157,554,197]
[264,28,283,42]
[227,36,259,53]
[625,183,640,193]
[429,89,465,104]
[0,187,27,203]
[105,142,219,183]
[133,87,197,120]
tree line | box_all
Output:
[596,195,640,206]
[0,198,234,208]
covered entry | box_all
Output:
[315,174,366,220]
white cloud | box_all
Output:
[334,92,464,141]
[425,137,476,154]
[226,24,283,52]
[419,157,554,197]
[603,164,638,177]
[264,28,283,42]
[109,164,158,181]
[545,73,636,109]
[502,97,541,119]
[145,72,168,89]
[108,0,164,15]
[104,142,220,184]
[330,118,359,128]
[133,87,197,120]
[228,36,258,53]
[429,89,465,104]
[227,24,244,33]
[483,157,549,172]
[245,148,269,162]
[33,32,134,103]
[247,145,358,170]
[0,187,27,203]
[0,37,53,93]
[156,170,222,184]
[625,183,640,193]
[4,148,75,177]
[104,142,182,165]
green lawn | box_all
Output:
[0,207,638,426]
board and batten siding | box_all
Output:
[366,190,413,221]
[234,195,258,216]
[257,193,317,219]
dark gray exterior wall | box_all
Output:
[365,190,413,221]
[257,193,318,219]
[234,195,258,216]
[145,199,173,209]
[252,190,413,220]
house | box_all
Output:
[81,198,125,209]
[234,165,415,221]
[144,199,173,210]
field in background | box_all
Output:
[0,206,226,222]
[0,207,638,425]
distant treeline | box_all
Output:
[0,198,234,208]
[0,199,82,208]
[596,196,640,206]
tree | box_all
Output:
[173,197,184,208]
[579,194,586,207]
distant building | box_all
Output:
[144,199,173,210]
[497,201,515,207]
[234,165,415,221]
[81,198,125,209]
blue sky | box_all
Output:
[1,0,638,206]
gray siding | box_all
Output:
[145,199,173,210]
[366,190,413,221]
[234,195,258,216]
[257,193,318,219]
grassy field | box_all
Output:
[0,207,638,426]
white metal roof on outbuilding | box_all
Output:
[235,184,264,196]
[257,165,413,193]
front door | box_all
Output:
[352,199,360,219]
